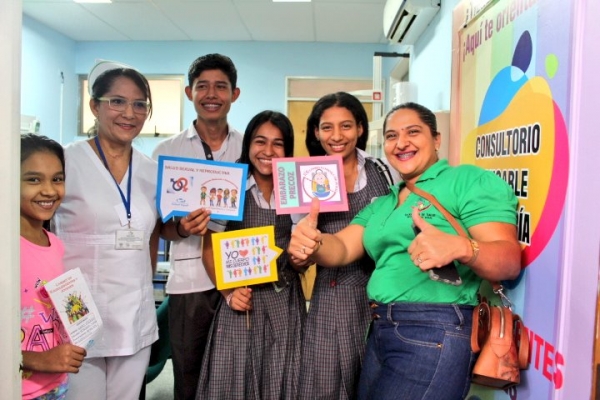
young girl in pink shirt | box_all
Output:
[20,134,86,399]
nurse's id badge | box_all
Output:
[115,229,145,250]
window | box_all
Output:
[79,75,184,136]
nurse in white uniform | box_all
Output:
[53,60,161,400]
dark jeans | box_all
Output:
[358,302,475,400]
[168,290,220,400]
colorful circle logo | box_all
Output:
[461,31,569,268]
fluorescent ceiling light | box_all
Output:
[74,0,112,3]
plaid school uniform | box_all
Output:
[197,195,305,400]
[299,159,392,400]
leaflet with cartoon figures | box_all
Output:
[212,226,283,290]
[157,155,248,223]
[272,155,349,214]
[39,268,103,349]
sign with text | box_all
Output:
[272,155,348,214]
[157,155,248,222]
[452,0,572,397]
[212,226,282,290]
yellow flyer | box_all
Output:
[212,226,283,290]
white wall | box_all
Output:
[73,40,391,155]
[557,0,600,397]
[22,19,391,154]
[383,0,460,112]
[0,0,23,397]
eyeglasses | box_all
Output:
[97,97,151,115]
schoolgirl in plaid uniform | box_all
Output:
[299,160,391,399]
[197,111,305,400]
[295,92,395,399]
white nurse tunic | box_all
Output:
[53,140,158,358]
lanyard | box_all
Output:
[200,139,214,160]
[194,119,228,161]
[94,136,133,226]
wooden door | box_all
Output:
[288,101,315,157]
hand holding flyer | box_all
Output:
[156,155,248,222]
[39,268,103,349]
[212,226,283,290]
[272,155,348,214]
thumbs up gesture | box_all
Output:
[289,197,323,262]
[411,206,434,235]
[305,196,320,229]
[408,207,462,270]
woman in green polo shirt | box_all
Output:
[289,102,521,400]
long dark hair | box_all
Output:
[238,110,294,177]
[305,92,369,156]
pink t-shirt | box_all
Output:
[20,231,68,399]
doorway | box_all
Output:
[285,77,380,158]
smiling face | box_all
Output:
[185,69,240,124]
[315,106,363,162]
[21,151,65,229]
[249,121,286,183]
[90,76,149,146]
[383,108,440,184]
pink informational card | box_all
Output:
[272,155,349,214]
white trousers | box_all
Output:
[65,346,151,400]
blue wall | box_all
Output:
[74,40,390,155]
[22,3,458,155]
[22,15,77,145]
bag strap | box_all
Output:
[370,157,395,187]
[404,181,503,293]
[405,182,467,237]
[471,302,490,353]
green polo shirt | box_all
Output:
[351,159,517,305]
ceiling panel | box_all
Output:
[315,2,386,43]
[22,3,130,40]
[23,0,389,43]
[81,3,189,40]
[236,2,315,42]
[154,0,252,41]
[22,0,72,3]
